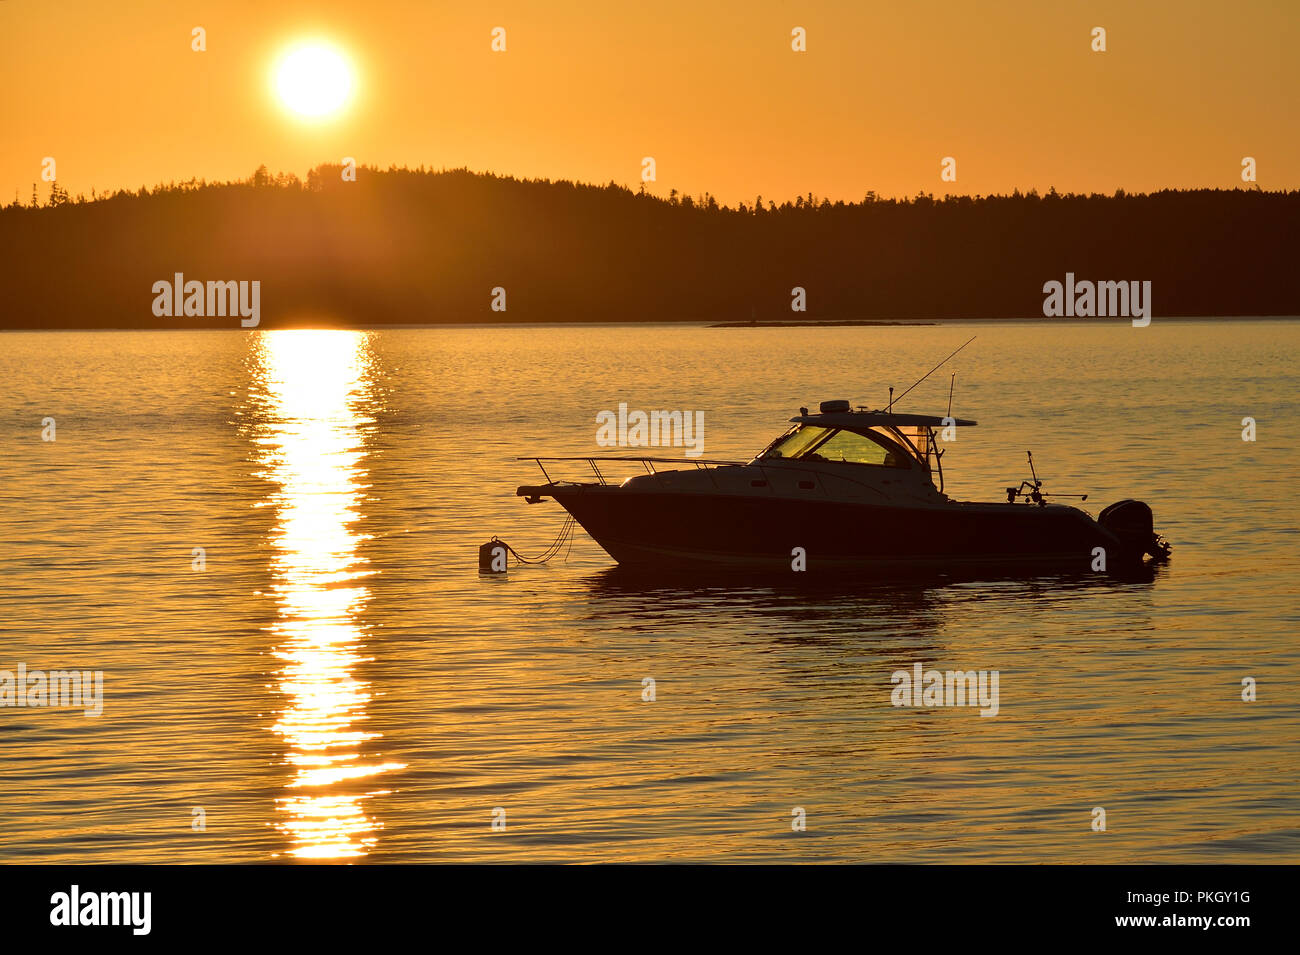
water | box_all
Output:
[1,321,1296,862]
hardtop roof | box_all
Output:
[788,411,978,428]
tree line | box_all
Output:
[1,164,1296,327]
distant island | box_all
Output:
[1,165,1297,329]
[711,320,935,328]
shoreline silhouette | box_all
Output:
[2,165,1296,329]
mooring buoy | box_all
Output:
[479,538,509,574]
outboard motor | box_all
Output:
[1098,499,1171,562]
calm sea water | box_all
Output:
[0,321,1296,863]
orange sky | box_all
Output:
[2,0,1296,205]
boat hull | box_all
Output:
[520,485,1129,574]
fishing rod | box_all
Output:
[1005,451,1090,505]
[890,335,977,410]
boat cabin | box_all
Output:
[754,404,976,491]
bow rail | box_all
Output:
[517,455,747,487]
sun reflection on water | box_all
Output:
[252,329,402,860]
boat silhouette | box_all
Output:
[515,399,1170,576]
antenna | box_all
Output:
[892,336,976,408]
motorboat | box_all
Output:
[514,399,1170,575]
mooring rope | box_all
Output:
[494,515,577,564]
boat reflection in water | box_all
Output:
[251,330,403,860]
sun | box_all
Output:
[273,42,355,120]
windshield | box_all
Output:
[760,426,833,460]
[759,425,913,468]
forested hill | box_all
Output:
[2,165,1296,328]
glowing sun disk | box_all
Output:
[274,43,355,119]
